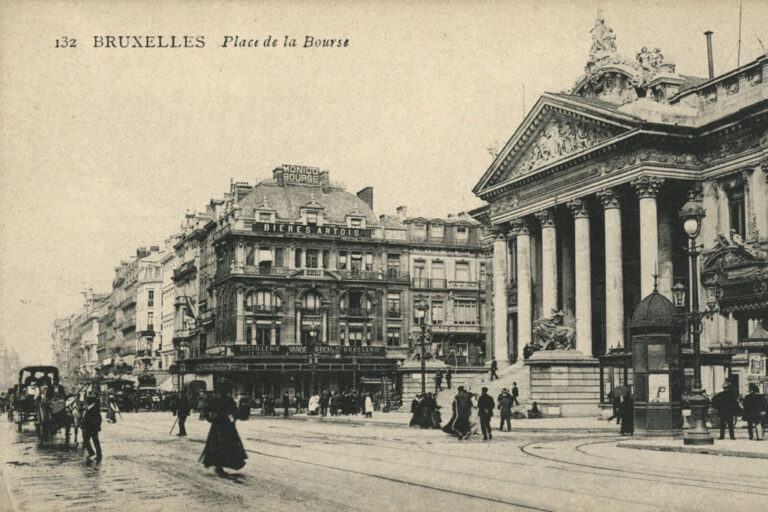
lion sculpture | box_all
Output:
[531,310,575,350]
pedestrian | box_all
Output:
[282,392,290,418]
[498,389,513,432]
[82,394,102,462]
[527,401,542,419]
[618,392,634,435]
[446,367,452,389]
[295,393,302,414]
[478,387,495,441]
[489,358,499,381]
[435,370,443,392]
[105,391,118,423]
[410,394,422,427]
[607,393,622,424]
[364,393,374,418]
[712,382,739,440]
[742,383,766,441]
[320,390,329,417]
[511,383,520,407]
[450,386,473,440]
[200,379,247,477]
[175,391,190,436]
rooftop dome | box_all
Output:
[629,291,680,332]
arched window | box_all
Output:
[303,292,322,312]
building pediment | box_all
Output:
[473,95,639,197]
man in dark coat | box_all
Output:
[320,391,329,417]
[511,383,520,407]
[477,387,495,441]
[489,358,499,381]
[712,383,739,440]
[282,393,290,418]
[445,367,452,389]
[175,392,191,436]
[82,394,103,461]
[409,394,422,427]
[434,370,443,392]
[618,392,634,435]
[498,389,513,432]
[742,383,766,440]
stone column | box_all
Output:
[568,199,591,353]
[235,287,245,344]
[631,176,665,298]
[598,188,624,348]
[715,183,730,237]
[535,209,558,317]
[491,228,509,363]
[511,219,532,361]
[657,202,675,299]
[749,163,768,239]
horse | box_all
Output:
[64,395,85,448]
[531,319,576,350]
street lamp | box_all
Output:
[415,298,431,395]
[308,325,320,396]
[676,190,718,445]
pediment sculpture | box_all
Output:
[511,117,618,177]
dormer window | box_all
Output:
[350,218,363,228]
[258,212,272,222]
[306,212,318,225]
[430,224,444,241]
[456,226,469,243]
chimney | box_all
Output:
[272,167,285,186]
[150,245,160,252]
[356,187,374,210]
[396,205,407,220]
[704,31,714,79]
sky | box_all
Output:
[1,0,767,365]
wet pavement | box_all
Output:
[1,413,768,511]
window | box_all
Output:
[413,261,426,287]
[727,185,746,238]
[245,245,256,266]
[147,312,154,331]
[430,224,444,241]
[365,253,373,271]
[339,251,348,270]
[306,249,319,268]
[246,324,253,344]
[455,262,470,282]
[432,260,445,287]
[413,223,426,240]
[295,248,303,268]
[322,250,330,269]
[454,299,478,324]
[479,262,487,284]
[350,218,362,228]
[456,226,469,243]
[348,327,364,347]
[259,212,271,222]
[275,247,284,267]
[350,252,363,274]
[387,292,401,317]
[387,254,400,276]
[431,301,444,324]
[303,293,322,310]
[387,327,401,347]
[306,212,318,225]
[147,290,154,307]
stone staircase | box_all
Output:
[435,363,531,414]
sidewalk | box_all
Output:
[256,409,618,433]
[619,437,768,459]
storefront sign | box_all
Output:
[282,164,321,184]
[253,222,372,238]
[229,344,386,357]
[206,346,226,356]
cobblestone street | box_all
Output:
[2,413,768,511]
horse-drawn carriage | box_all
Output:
[13,366,76,443]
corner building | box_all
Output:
[179,167,488,398]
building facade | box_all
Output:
[178,167,488,398]
[472,16,768,401]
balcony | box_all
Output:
[448,280,484,290]
[411,278,447,289]
[337,269,382,281]
[409,235,474,247]
[386,308,402,318]
[245,304,284,315]
[340,307,373,318]
[173,260,197,282]
[242,265,292,277]
[385,270,410,283]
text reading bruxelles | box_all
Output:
[93,35,206,48]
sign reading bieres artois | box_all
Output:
[254,222,372,238]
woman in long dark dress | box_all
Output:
[200,381,247,477]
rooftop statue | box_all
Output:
[589,9,617,58]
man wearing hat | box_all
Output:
[742,383,767,440]
[82,393,102,461]
[477,387,495,441]
[497,388,514,432]
[712,381,740,440]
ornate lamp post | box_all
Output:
[675,191,718,445]
[308,325,320,396]
[414,298,431,395]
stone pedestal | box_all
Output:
[525,350,600,417]
[398,359,448,404]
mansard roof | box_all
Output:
[240,181,379,226]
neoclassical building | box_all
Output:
[472,16,767,398]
